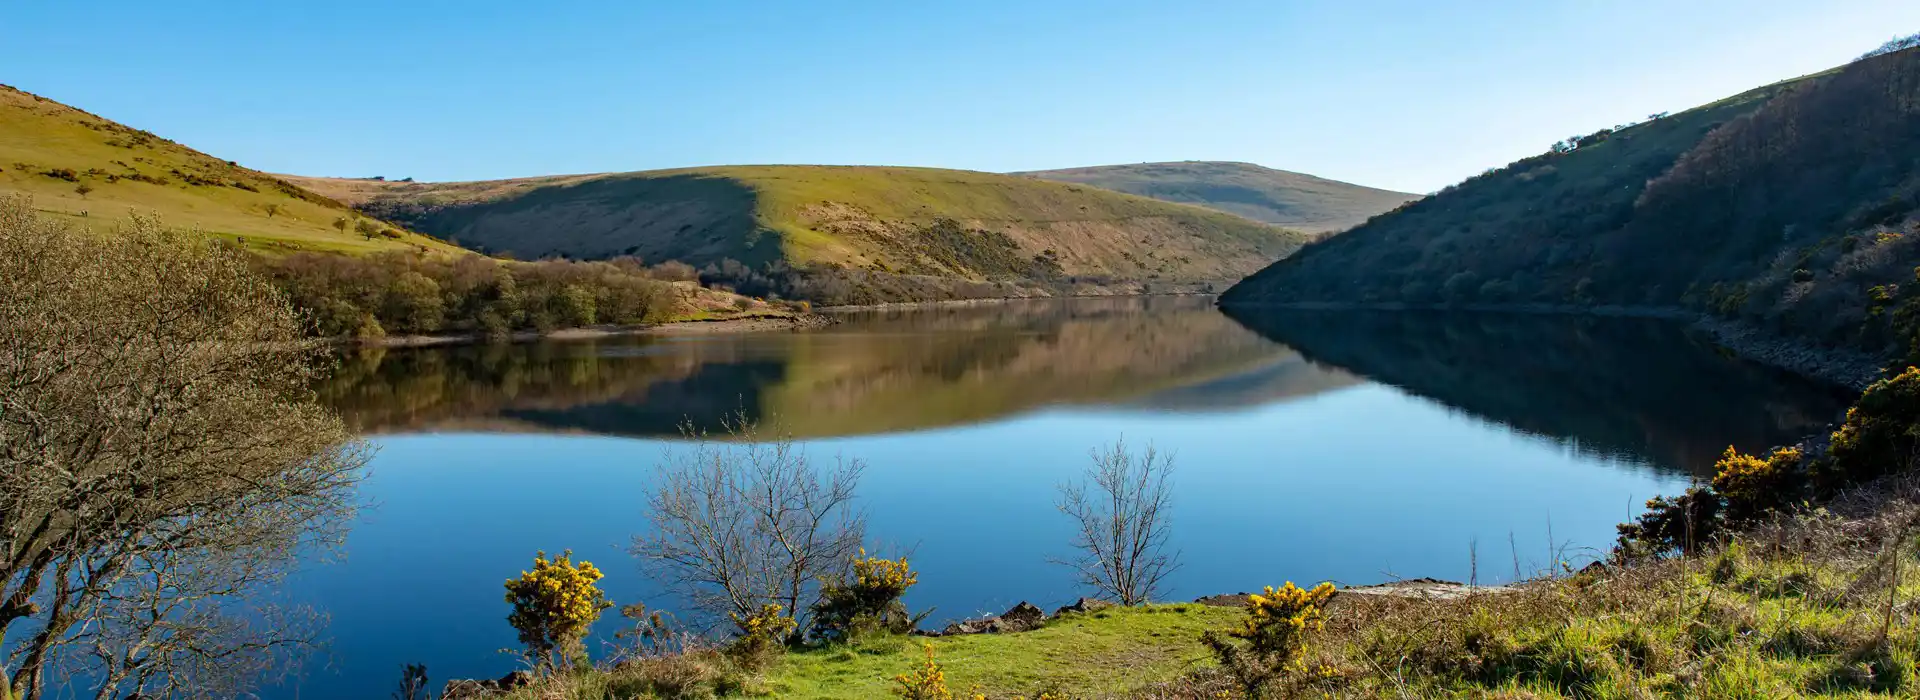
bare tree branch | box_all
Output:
[1053,440,1180,606]
[631,417,864,641]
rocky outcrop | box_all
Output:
[1052,597,1115,617]
[923,601,1051,637]
[440,670,532,699]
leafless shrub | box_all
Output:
[631,418,865,641]
[1053,440,1180,606]
[0,196,369,699]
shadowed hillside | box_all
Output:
[0,85,456,254]
[287,166,1309,304]
[1019,161,1417,233]
[1223,47,1920,363]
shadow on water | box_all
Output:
[1222,308,1858,477]
[317,296,1360,439]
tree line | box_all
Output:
[255,252,687,340]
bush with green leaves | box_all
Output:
[811,550,922,642]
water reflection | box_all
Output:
[1222,309,1856,476]
[318,297,1360,438]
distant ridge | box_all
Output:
[1017,161,1418,234]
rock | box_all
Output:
[991,601,1046,633]
[1193,592,1254,608]
[440,670,532,699]
[938,601,1048,636]
[1052,597,1115,617]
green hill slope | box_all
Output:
[286,165,1309,303]
[1223,47,1920,360]
[1017,160,1418,233]
[0,85,456,254]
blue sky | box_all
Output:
[7,1,1917,193]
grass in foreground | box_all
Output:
[500,605,1239,699]
[497,492,1919,699]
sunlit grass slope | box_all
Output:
[288,165,1310,283]
[0,85,459,254]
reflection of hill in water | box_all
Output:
[319,297,1357,439]
[1224,309,1855,476]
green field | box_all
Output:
[501,604,1242,700]
[0,85,459,254]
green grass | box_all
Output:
[766,605,1238,698]
[0,84,461,255]
[490,497,1920,699]
[500,604,1241,700]
[288,165,1310,283]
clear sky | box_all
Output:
[7,0,1917,193]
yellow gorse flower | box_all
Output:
[893,643,952,700]
[853,548,920,593]
[730,602,797,640]
[503,550,612,664]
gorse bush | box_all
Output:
[1202,582,1338,698]
[1712,445,1807,524]
[1823,366,1920,490]
[728,603,797,666]
[1615,486,1724,559]
[893,644,952,700]
[504,550,613,672]
[812,550,922,642]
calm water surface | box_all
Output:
[277,298,1852,697]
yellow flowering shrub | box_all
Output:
[503,550,613,670]
[1711,445,1806,523]
[812,549,922,641]
[894,643,952,700]
[1202,582,1338,697]
[1823,366,1920,491]
[728,602,797,663]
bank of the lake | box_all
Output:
[353,312,838,348]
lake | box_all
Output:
[277,297,1853,697]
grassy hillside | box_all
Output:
[1222,48,1920,364]
[1223,47,1920,365]
[0,85,456,254]
[286,165,1309,298]
[1018,161,1418,233]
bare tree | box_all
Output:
[631,418,864,641]
[1054,440,1180,606]
[0,196,369,699]
[263,203,281,219]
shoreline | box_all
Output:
[349,313,837,349]
[1220,300,1887,390]
[817,291,1219,313]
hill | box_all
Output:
[1222,46,1920,363]
[1017,161,1418,233]
[285,165,1310,305]
[0,85,455,254]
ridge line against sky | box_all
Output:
[6,0,1918,194]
